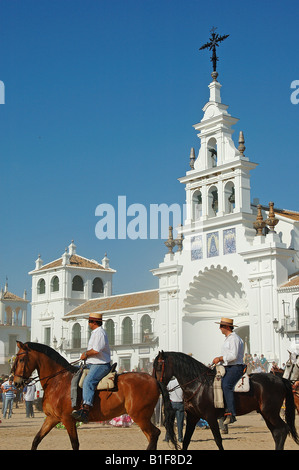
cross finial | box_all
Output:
[199,27,229,80]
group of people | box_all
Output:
[0,375,36,420]
[244,353,270,373]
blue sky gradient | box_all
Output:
[0,0,298,310]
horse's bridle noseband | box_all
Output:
[154,358,165,383]
[11,351,33,384]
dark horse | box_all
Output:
[12,342,177,450]
[153,351,299,450]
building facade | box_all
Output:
[152,75,299,365]
[29,73,299,369]
[0,283,30,375]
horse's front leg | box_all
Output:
[207,416,224,450]
[182,412,197,450]
[31,415,60,450]
[63,415,80,450]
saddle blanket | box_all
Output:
[70,364,117,408]
[78,368,117,391]
[213,365,250,408]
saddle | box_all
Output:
[79,363,118,391]
[71,363,118,408]
[213,365,250,409]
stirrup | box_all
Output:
[223,413,236,425]
[72,407,89,424]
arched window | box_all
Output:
[105,319,115,345]
[192,190,202,220]
[51,276,59,292]
[122,317,133,345]
[72,323,81,349]
[224,181,235,214]
[37,278,46,295]
[208,185,218,217]
[207,137,217,168]
[72,275,84,292]
[140,314,152,342]
[92,277,103,293]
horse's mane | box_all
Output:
[156,351,215,384]
[26,342,78,373]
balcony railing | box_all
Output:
[61,332,158,352]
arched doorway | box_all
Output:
[182,265,249,362]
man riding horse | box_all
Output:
[72,312,111,423]
[212,317,244,425]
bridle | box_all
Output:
[154,357,165,383]
[11,349,81,386]
[154,354,214,402]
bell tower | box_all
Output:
[180,74,257,230]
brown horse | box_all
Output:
[153,351,299,451]
[12,341,177,450]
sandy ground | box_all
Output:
[1,402,299,451]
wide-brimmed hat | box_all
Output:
[89,312,103,321]
[215,317,237,327]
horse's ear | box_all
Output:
[16,341,29,350]
[161,350,165,358]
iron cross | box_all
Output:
[199,27,229,75]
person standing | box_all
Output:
[213,317,244,425]
[72,312,111,423]
[2,376,17,419]
[164,377,184,443]
[23,381,36,418]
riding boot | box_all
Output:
[71,404,90,423]
[223,413,236,425]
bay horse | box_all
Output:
[11,341,177,450]
[153,351,299,450]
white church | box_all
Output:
[30,70,299,370]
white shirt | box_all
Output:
[221,332,244,366]
[167,378,183,402]
[24,382,36,401]
[87,326,111,365]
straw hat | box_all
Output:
[88,312,103,321]
[215,317,237,328]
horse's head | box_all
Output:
[11,341,37,388]
[152,351,173,385]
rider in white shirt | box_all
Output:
[213,317,244,425]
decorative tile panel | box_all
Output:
[223,228,236,255]
[207,232,219,258]
[191,235,203,260]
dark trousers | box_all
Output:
[222,364,244,416]
[166,401,184,441]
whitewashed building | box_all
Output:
[0,283,30,374]
[29,73,299,369]
[29,241,159,371]
[152,75,299,365]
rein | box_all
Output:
[12,351,82,386]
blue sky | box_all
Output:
[0,0,298,314]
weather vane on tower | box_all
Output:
[199,27,229,81]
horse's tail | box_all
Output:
[157,382,178,450]
[283,378,299,445]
